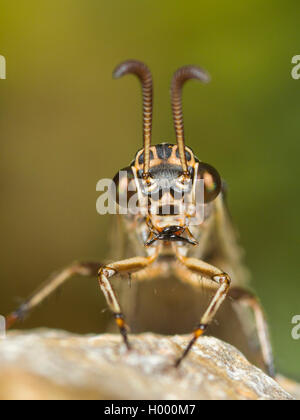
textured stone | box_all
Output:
[0,329,295,400]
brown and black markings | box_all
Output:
[5,60,275,377]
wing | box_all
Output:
[203,187,250,288]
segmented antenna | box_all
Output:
[171,66,210,175]
[113,60,153,178]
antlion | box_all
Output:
[5,60,274,376]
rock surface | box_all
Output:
[0,329,294,400]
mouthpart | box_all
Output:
[145,225,198,247]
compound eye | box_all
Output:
[196,162,221,203]
[111,167,136,207]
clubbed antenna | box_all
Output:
[113,60,153,178]
[171,66,210,175]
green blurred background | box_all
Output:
[0,0,299,379]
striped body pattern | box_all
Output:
[5,60,275,378]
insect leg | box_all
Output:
[174,253,231,367]
[5,262,101,329]
[130,262,170,282]
[98,253,158,350]
[229,287,275,377]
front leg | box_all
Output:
[98,253,159,350]
[174,250,231,367]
